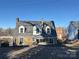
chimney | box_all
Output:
[16,17,19,22]
[16,17,19,27]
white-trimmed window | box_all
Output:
[45,26,51,34]
[19,37,24,45]
[33,25,41,35]
[19,26,25,33]
[33,25,37,35]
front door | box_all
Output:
[36,39,39,44]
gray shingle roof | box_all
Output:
[70,21,79,29]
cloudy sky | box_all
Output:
[0,0,79,28]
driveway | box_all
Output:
[0,45,79,59]
[12,45,79,59]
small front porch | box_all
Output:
[32,35,57,45]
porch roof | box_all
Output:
[32,35,56,39]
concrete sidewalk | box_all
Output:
[7,45,37,59]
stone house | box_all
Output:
[13,18,57,46]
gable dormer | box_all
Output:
[19,25,25,33]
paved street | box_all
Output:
[0,45,79,59]
[11,45,79,59]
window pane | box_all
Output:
[20,28,23,33]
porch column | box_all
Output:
[39,39,40,42]
[53,37,57,44]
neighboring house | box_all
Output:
[56,27,66,42]
[68,21,79,40]
[13,18,57,46]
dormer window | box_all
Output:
[20,28,24,33]
[33,25,37,35]
[36,27,40,33]
[19,26,25,33]
[47,28,50,33]
[45,26,51,34]
[33,25,41,35]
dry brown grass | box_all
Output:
[64,40,79,48]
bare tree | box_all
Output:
[0,28,14,36]
[0,28,4,36]
[5,28,14,36]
